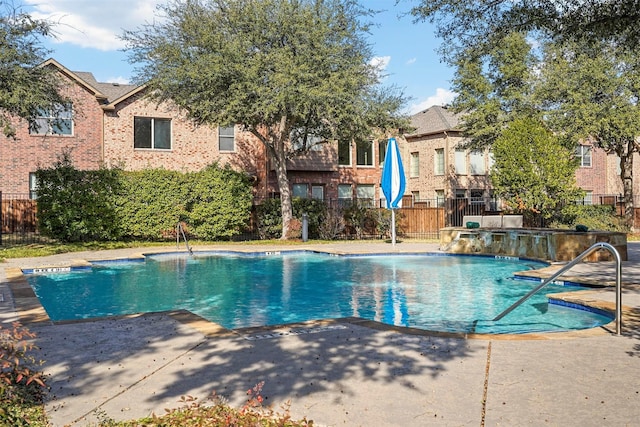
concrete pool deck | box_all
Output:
[1,241,639,426]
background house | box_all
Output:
[402,105,629,213]
[0,59,384,206]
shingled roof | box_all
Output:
[73,71,138,104]
[406,105,462,138]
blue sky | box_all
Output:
[24,0,456,115]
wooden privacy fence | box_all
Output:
[396,206,445,239]
[0,193,42,245]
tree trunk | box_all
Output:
[272,147,293,239]
[619,141,635,230]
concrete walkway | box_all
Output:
[1,242,639,426]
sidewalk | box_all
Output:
[1,242,639,426]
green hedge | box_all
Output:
[36,160,253,242]
[36,156,122,242]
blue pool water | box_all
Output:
[25,252,612,334]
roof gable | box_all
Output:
[406,105,462,138]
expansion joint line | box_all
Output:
[69,338,209,425]
[480,341,492,427]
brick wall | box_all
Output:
[0,76,104,194]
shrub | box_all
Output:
[0,323,47,427]
[102,382,313,427]
[318,207,345,240]
[255,198,283,239]
[185,164,254,240]
[36,155,122,242]
[343,201,378,239]
[114,169,189,240]
[551,204,629,233]
[292,198,327,239]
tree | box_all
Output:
[410,0,640,61]
[490,117,582,225]
[122,0,408,239]
[0,2,66,137]
[536,40,640,227]
[449,32,537,149]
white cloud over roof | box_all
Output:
[407,88,457,115]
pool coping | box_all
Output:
[4,248,630,340]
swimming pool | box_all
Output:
[25,251,612,334]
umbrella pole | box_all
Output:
[391,209,396,246]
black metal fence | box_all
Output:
[0,192,45,246]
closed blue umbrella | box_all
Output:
[381,137,406,245]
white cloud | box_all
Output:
[407,88,457,115]
[370,55,391,73]
[406,57,416,65]
[25,0,163,51]
[105,76,131,85]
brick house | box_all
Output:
[0,59,110,195]
[403,106,494,208]
[402,105,629,210]
[0,59,384,203]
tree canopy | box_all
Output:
[0,2,66,137]
[450,31,537,149]
[411,0,640,60]
[536,39,640,225]
[123,0,408,238]
[490,117,582,225]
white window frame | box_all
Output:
[576,145,592,167]
[219,125,235,151]
[338,140,351,166]
[469,151,485,175]
[29,173,38,200]
[134,117,172,150]
[435,190,445,207]
[30,103,73,136]
[434,148,445,175]
[410,152,420,178]
[356,184,375,206]
[356,140,374,167]
[455,149,467,175]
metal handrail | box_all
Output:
[176,222,193,255]
[493,242,622,335]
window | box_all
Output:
[29,173,38,199]
[576,145,592,167]
[311,185,324,200]
[292,183,308,198]
[581,191,593,205]
[338,140,351,166]
[378,140,387,164]
[338,184,352,199]
[455,189,466,199]
[470,189,484,204]
[219,126,235,151]
[356,140,373,166]
[410,152,419,178]
[411,191,420,202]
[435,190,445,207]
[338,184,353,206]
[30,103,73,135]
[434,148,445,175]
[356,184,375,206]
[134,117,171,149]
[290,129,323,151]
[469,151,485,175]
[455,149,466,174]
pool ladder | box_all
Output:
[176,222,193,255]
[493,242,622,335]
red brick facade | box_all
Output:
[0,67,104,194]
